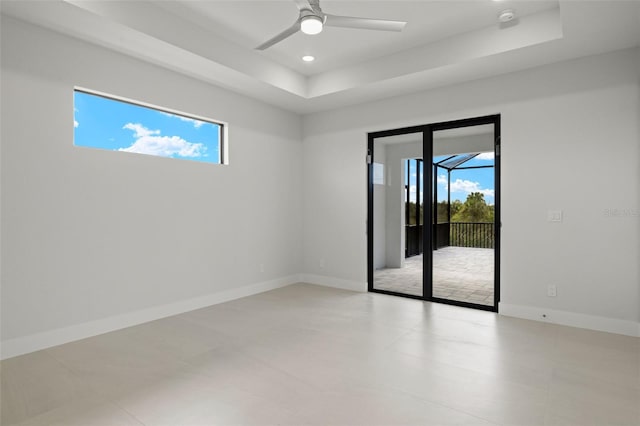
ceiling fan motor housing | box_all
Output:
[256,0,407,50]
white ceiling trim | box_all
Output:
[1,0,638,114]
[307,8,563,98]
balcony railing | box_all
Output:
[450,222,494,249]
[406,222,494,257]
[405,224,423,257]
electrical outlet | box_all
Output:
[260,263,265,273]
[319,258,325,269]
[547,284,557,297]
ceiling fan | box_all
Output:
[256,0,407,50]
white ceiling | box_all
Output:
[2,0,639,114]
[157,0,559,75]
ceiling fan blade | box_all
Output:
[255,23,300,50]
[324,14,407,32]
[293,0,312,10]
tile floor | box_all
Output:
[374,247,494,305]
[1,283,639,425]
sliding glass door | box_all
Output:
[431,122,498,309]
[369,129,426,298]
[368,115,500,312]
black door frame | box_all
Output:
[367,114,501,312]
[405,158,424,258]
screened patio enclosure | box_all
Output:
[405,152,495,258]
[379,150,496,306]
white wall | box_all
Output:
[0,17,303,358]
[372,147,386,270]
[303,47,640,335]
[1,17,638,360]
[433,133,495,156]
[383,141,422,269]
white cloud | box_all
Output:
[450,179,494,197]
[123,123,160,138]
[159,111,204,128]
[436,173,493,197]
[120,123,206,158]
[407,185,424,202]
[476,152,494,160]
[74,120,79,128]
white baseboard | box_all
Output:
[499,303,640,337]
[0,275,299,360]
[299,273,366,293]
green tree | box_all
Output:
[435,199,465,223]
[406,202,423,225]
[452,192,492,223]
[436,201,448,223]
[451,199,463,220]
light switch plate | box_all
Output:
[548,210,563,222]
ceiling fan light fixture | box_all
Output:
[255,0,406,50]
[300,15,323,35]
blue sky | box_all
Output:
[74,91,221,164]
[407,154,495,204]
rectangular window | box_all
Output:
[73,88,225,164]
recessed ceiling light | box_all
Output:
[302,55,315,62]
[498,9,516,23]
